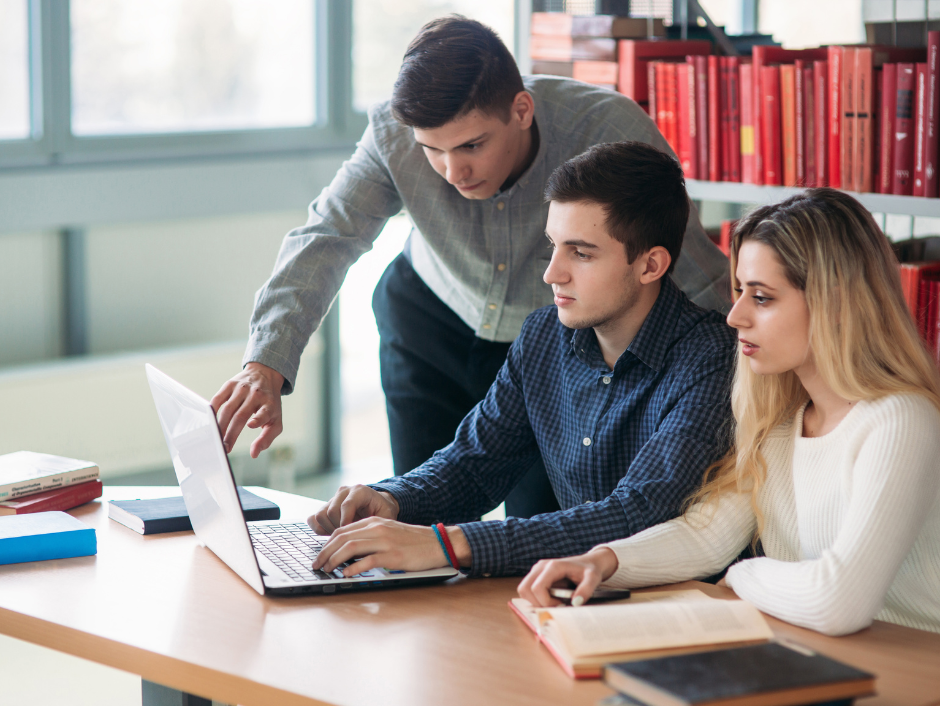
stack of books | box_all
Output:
[529,12,673,101]
[0,451,102,516]
[644,37,940,196]
[510,590,876,705]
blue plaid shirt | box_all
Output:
[371,277,737,577]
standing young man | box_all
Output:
[307,142,737,578]
[212,16,730,518]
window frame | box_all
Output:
[0,0,366,170]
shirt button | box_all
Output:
[497,263,506,271]
[497,202,505,211]
[582,437,592,446]
[482,324,491,330]
[488,303,497,310]
[602,376,611,384]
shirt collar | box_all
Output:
[567,277,686,374]
[624,276,685,373]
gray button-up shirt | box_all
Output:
[245,76,730,391]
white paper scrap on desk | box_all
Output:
[543,593,773,658]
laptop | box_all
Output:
[145,363,459,596]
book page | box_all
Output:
[510,589,714,634]
[548,598,773,658]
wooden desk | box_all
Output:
[0,487,938,706]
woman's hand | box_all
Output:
[517,547,619,607]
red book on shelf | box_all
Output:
[914,63,928,196]
[720,57,732,181]
[740,62,756,184]
[649,61,660,132]
[874,68,882,191]
[899,262,940,322]
[617,40,711,102]
[829,46,844,188]
[761,65,783,186]
[663,62,679,154]
[718,219,736,257]
[879,65,896,193]
[728,56,741,182]
[708,56,721,181]
[795,60,807,185]
[894,63,917,195]
[693,55,709,181]
[840,47,857,191]
[781,64,798,186]
[932,280,940,362]
[919,276,940,343]
[856,48,875,193]
[802,63,816,186]
[814,60,829,186]
[753,47,828,187]
[677,63,697,178]
[926,32,940,197]
[0,479,103,516]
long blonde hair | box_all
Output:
[690,188,940,533]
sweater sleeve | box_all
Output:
[725,395,940,636]
[598,490,756,589]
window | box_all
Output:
[70,0,316,136]
[352,0,514,113]
[0,1,359,168]
[0,0,30,140]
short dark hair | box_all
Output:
[544,142,689,273]
[391,16,525,129]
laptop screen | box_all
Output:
[145,363,266,595]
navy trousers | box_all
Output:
[372,253,560,519]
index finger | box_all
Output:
[209,379,238,416]
[214,383,252,442]
[312,523,356,569]
[528,560,581,607]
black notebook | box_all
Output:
[603,642,875,706]
[108,488,280,535]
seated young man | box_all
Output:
[308,141,737,578]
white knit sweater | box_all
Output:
[600,394,940,636]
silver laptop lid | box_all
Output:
[145,363,266,595]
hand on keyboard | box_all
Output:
[307,485,400,534]
[312,517,463,577]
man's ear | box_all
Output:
[638,246,672,284]
[511,91,535,130]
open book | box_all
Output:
[509,589,774,679]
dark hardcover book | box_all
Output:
[108,487,280,535]
[603,642,875,706]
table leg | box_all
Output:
[142,679,217,706]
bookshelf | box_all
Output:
[686,179,940,218]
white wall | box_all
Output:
[0,230,63,366]
[85,210,306,354]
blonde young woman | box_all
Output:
[517,187,940,636]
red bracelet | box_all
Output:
[436,523,460,570]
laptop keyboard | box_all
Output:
[248,522,377,584]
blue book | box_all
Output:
[0,511,97,565]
